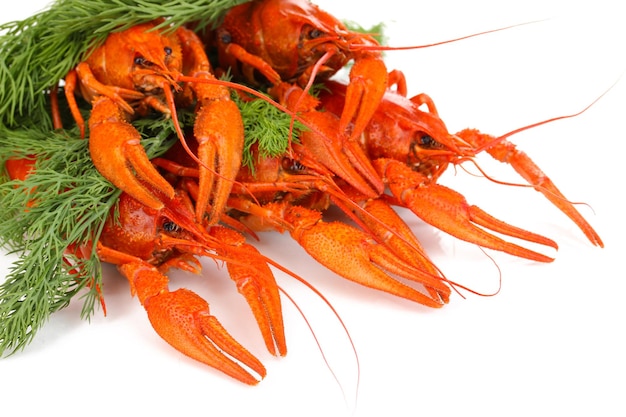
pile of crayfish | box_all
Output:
[0,0,603,385]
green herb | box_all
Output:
[0,112,181,354]
[344,21,387,46]
[0,0,250,128]
[235,92,304,172]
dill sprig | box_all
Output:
[0,0,250,127]
[0,112,181,355]
[0,126,118,354]
[235,92,304,171]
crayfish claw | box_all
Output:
[339,57,388,141]
[145,288,266,385]
[192,81,245,224]
[457,129,604,248]
[354,197,450,302]
[375,158,557,262]
[270,81,383,197]
[89,96,174,209]
[210,226,286,357]
[232,272,286,357]
[282,204,449,308]
[98,197,267,384]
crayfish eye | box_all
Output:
[134,55,146,66]
[308,28,323,39]
[164,46,172,56]
[282,158,305,173]
[300,25,325,46]
[219,31,232,45]
[417,135,439,149]
[162,221,180,233]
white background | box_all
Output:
[2,1,625,416]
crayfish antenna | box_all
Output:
[266,263,361,413]
[352,20,547,52]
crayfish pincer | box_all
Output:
[98,190,288,384]
[63,20,244,223]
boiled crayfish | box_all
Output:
[214,0,390,143]
[154,139,451,307]
[63,20,243,223]
[208,0,603,259]
[242,75,603,269]
[5,157,285,385]
[0,0,606,387]
[317,77,604,249]
[246,81,556,266]
[205,0,602,315]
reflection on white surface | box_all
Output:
[1,1,625,416]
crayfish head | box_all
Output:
[288,1,383,81]
[406,135,452,180]
[127,25,183,94]
[220,0,354,82]
[100,190,213,266]
[88,21,183,95]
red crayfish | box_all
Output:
[0,0,606,388]
[4,156,286,385]
[64,20,244,223]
